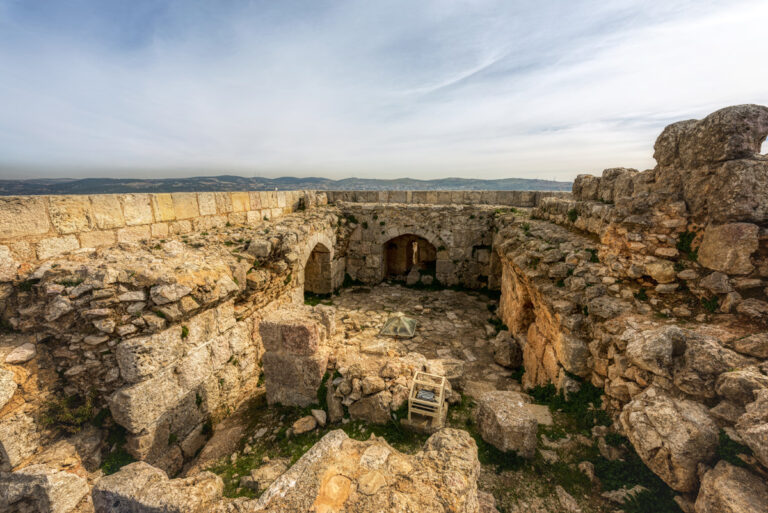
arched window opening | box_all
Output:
[304,243,332,297]
[383,234,437,285]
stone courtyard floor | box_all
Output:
[191,284,679,513]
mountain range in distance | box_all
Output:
[0,175,572,196]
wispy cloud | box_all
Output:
[0,0,766,180]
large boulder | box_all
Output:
[619,388,718,492]
[253,429,482,512]
[694,461,768,513]
[92,462,223,513]
[653,104,768,169]
[474,391,537,458]
[735,388,768,467]
[0,464,89,513]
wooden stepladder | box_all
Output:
[407,372,446,428]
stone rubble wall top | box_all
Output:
[0,190,327,274]
[325,189,570,207]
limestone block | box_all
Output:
[36,235,79,260]
[231,192,250,212]
[735,388,768,467]
[0,196,51,239]
[48,196,92,234]
[151,194,175,222]
[259,312,322,355]
[150,223,169,238]
[197,192,217,216]
[121,194,153,226]
[475,391,537,458]
[177,344,214,390]
[248,191,262,209]
[92,462,223,513]
[0,464,89,513]
[214,192,233,214]
[171,193,199,219]
[698,223,759,275]
[694,461,768,513]
[117,225,151,244]
[79,230,116,249]
[89,195,125,229]
[0,412,41,470]
[116,326,184,383]
[109,372,184,433]
[0,368,16,410]
[348,391,392,424]
[620,387,718,492]
[170,220,192,234]
[0,245,20,281]
[262,351,328,407]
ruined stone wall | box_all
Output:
[0,190,327,283]
[494,105,768,501]
[0,208,344,474]
[340,203,501,288]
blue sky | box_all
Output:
[0,0,766,180]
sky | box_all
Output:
[0,0,767,181]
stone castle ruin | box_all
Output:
[1,104,767,512]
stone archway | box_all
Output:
[304,242,333,295]
[383,234,436,283]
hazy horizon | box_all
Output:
[1,0,767,181]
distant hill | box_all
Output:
[0,175,572,196]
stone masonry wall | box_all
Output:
[326,189,569,206]
[0,190,327,283]
[340,202,503,288]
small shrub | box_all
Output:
[567,208,578,223]
[41,394,95,434]
[587,248,599,263]
[676,231,698,261]
[633,288,649,301]
[701,296,719,313]
[181,326,189,339]
[168,433,178,445]
[716,429,752,468]
[362,221,368,229]
[521,223,530,233]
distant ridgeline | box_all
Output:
[0,175,572,195]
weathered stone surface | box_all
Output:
[491,331,522,368]
[92,461,223,513]
[624,326,686,378]
[475,390,537,458]
[0,196,50,238]
[48,196,92,234]
[248,458,289,492]
[727,332,768,358]
[115,326,184,383]
[694,461,768,513]
[715,369,768,406]
[292,415,317,435]
[5,343,36,364]
[620,388,718,492]
[262,351,328,407]
[699,272,733,294]
[735,388,768,467]
[150,283,191,305]
[0,367,16,410]
[0,412,41,470]
[698,223,759,275]
[0,464,89,513]
[0,245,19,282]
[36,235,79,260]
[348,390,392,424]
[254,428,481,513]
[653,104,768,169]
